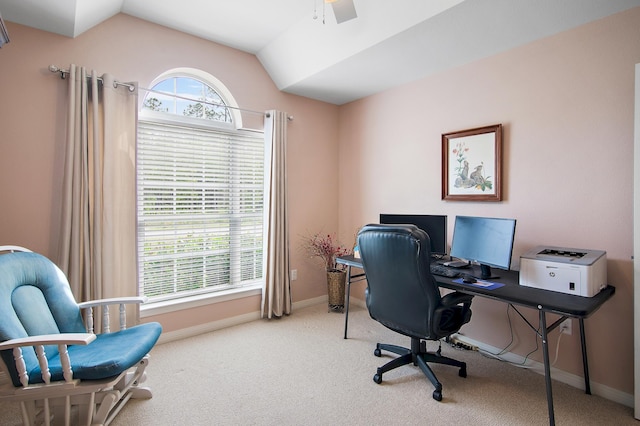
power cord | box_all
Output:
[477,304,569,369]
[551,325,566,366]
[477,304,540,369]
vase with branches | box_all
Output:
[303,232,351,312]
[303,232,350,272]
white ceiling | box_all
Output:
[1,0,639,105]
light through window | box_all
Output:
[143,76,233,122]
[137,74,264,303]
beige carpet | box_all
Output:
[0,303,635,425]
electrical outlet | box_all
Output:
[290,269,298,281]
[560,318,572,335]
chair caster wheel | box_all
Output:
[432,390,442,401]
[373,374,382,384]
[374,348,381,357]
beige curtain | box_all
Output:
[261,110,291,319]
[58,64,138,305]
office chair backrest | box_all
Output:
[0,251,86,385]
[357,224,441,338]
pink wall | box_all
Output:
[0,14,340,332]
[338,8,640,394]
[1,8,638,397]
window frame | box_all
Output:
[142,68,244,129]
[136,71,265,315]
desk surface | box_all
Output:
[336,255,615,318]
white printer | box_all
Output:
[519,246,607,297]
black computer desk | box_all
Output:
[336,255,615,426]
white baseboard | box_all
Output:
[157,295,328,344]
[451,333,634,408]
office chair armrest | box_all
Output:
[434,292,474,336]
[440,292,473,308]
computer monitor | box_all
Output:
[379,214,447,256]
[450,215,517,279]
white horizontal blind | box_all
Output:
[137,119,265,301]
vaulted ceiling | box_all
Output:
[1,0,639,105]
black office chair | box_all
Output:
[357,224,473,401]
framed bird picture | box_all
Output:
[441,124,502,201]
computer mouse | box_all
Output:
[462,275,477,284]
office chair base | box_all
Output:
[372,339,466,401]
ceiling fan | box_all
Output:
[325,0,358,24]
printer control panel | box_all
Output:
[537,248,585,259]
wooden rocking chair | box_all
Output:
[0,246,162,425]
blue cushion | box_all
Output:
[28,322,162,383]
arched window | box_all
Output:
[137,69,264,305]
[140,68,242,127]
[142,75,232,123]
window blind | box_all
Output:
[137,119,265,301]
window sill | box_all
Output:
[140,284,262,318]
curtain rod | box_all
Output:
[48,65,293,120]
[48,65,136,92]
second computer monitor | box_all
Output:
[379,214,447,255]
[450,215,517,279]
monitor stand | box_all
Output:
[480,264,499,280]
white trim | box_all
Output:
[141,285,262,318]
[633,62,640,419]
[451,333,634,408]
[155,296,327,344]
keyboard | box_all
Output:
[430,263,460,278]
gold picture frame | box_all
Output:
[442,124,502,201]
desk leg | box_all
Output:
[343,265,352,339]
[539,310,556,426]
[579,318,591,395]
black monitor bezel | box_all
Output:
[379,214,448,255]
[449,215,517,278]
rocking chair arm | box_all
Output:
[0,333,96,387]
[0,333,96,350]
[77,296,147,309]
[78,297,148,333]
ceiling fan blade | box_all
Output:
[331,0,357,24]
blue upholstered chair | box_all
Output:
[0,247,162,425]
